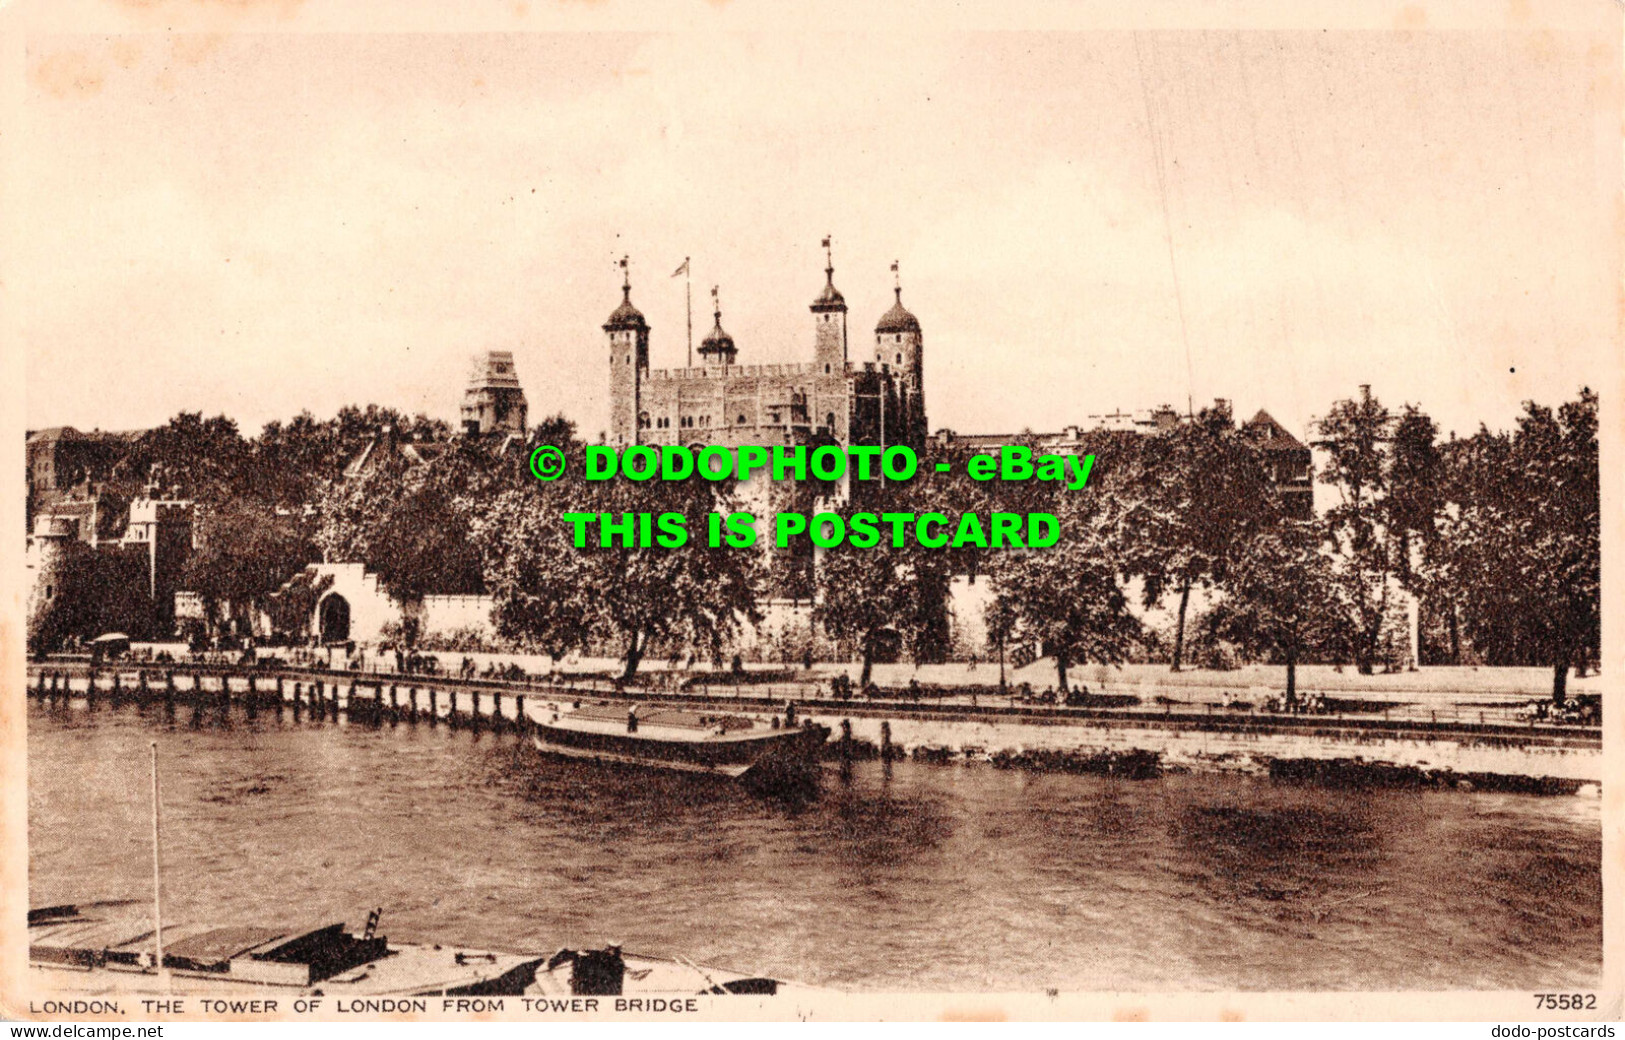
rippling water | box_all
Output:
[28,699,1601,991]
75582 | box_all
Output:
[1534,993,1596,1010]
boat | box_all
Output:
[26,747,817,1004]
[28,901,802,998]
[529,701,829,794]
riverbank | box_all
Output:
[27,662,1602,792]
[799,709,1603,792]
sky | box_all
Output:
[15,27,1620,446]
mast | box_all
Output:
[149,741,166,986]
[685,258,693,368]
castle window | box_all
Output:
[826,412,836,430]
[895,353,902,364]
[626,354,631,364]
[895,334,902,343]
[737,414,747,425]
[824,364,831,374]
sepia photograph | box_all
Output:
[4,0,1620,1026]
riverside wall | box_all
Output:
[797,710,1602,786]
[26,662,1603,790]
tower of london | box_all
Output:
[606,250,927,455]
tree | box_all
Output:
[989,491,1140,692]
[253,410,345,508]
[29,541,153,651]
[314,444,490,601]
[1207,522,1341,706]
[1443,390,1599,703]
[1314,386,1396,673]
[984,596,1016,691]
[813,540,913,687]
[1384,405,1447,664]
[1125,403,1277,670]
[134,412,252,503]
[183,498,319,634]
[471,455,761,680]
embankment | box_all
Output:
[804,709,1601,791]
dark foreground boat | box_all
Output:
[529,702,829,795]
[29,901,809,998]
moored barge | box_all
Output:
[529,701,829,793]
[29,901,800,998]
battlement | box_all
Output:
[647,362,822,382]
[128,498,192,526]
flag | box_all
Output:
[672,258,689,278]
[821,236,830,249]
[890,260,899,273]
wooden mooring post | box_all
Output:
[408,687,419,724]
[428,688,438,726]
[514,694,525,734]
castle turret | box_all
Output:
[27,515,78,651]
[697,287,738,366]
[811,239,850,441]
[875,264,925,443]
[810,240,847,377]
[605,258,650,446]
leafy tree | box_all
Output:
[530,413,578,450]
[471,455,761,679]
[29,542,153,651]
[1383,405,1448,664]
[134,413,252,503]
[182,498,319,633]
[1124,403,1277,671]
[989,490,1140,692]
[1206,521,1341,706]
[313,444,490,601]
[253,410,345,507]
[1443,389,1599,703]
[983,595,1017,690]
[1314,386,1396,673]
[813,539,913,687]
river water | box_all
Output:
[27,699,1601,992]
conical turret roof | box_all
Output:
[875,287,920,334]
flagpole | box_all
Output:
[150,741,167,989]
[685,259,693,368]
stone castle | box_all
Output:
[606,251,927,455]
